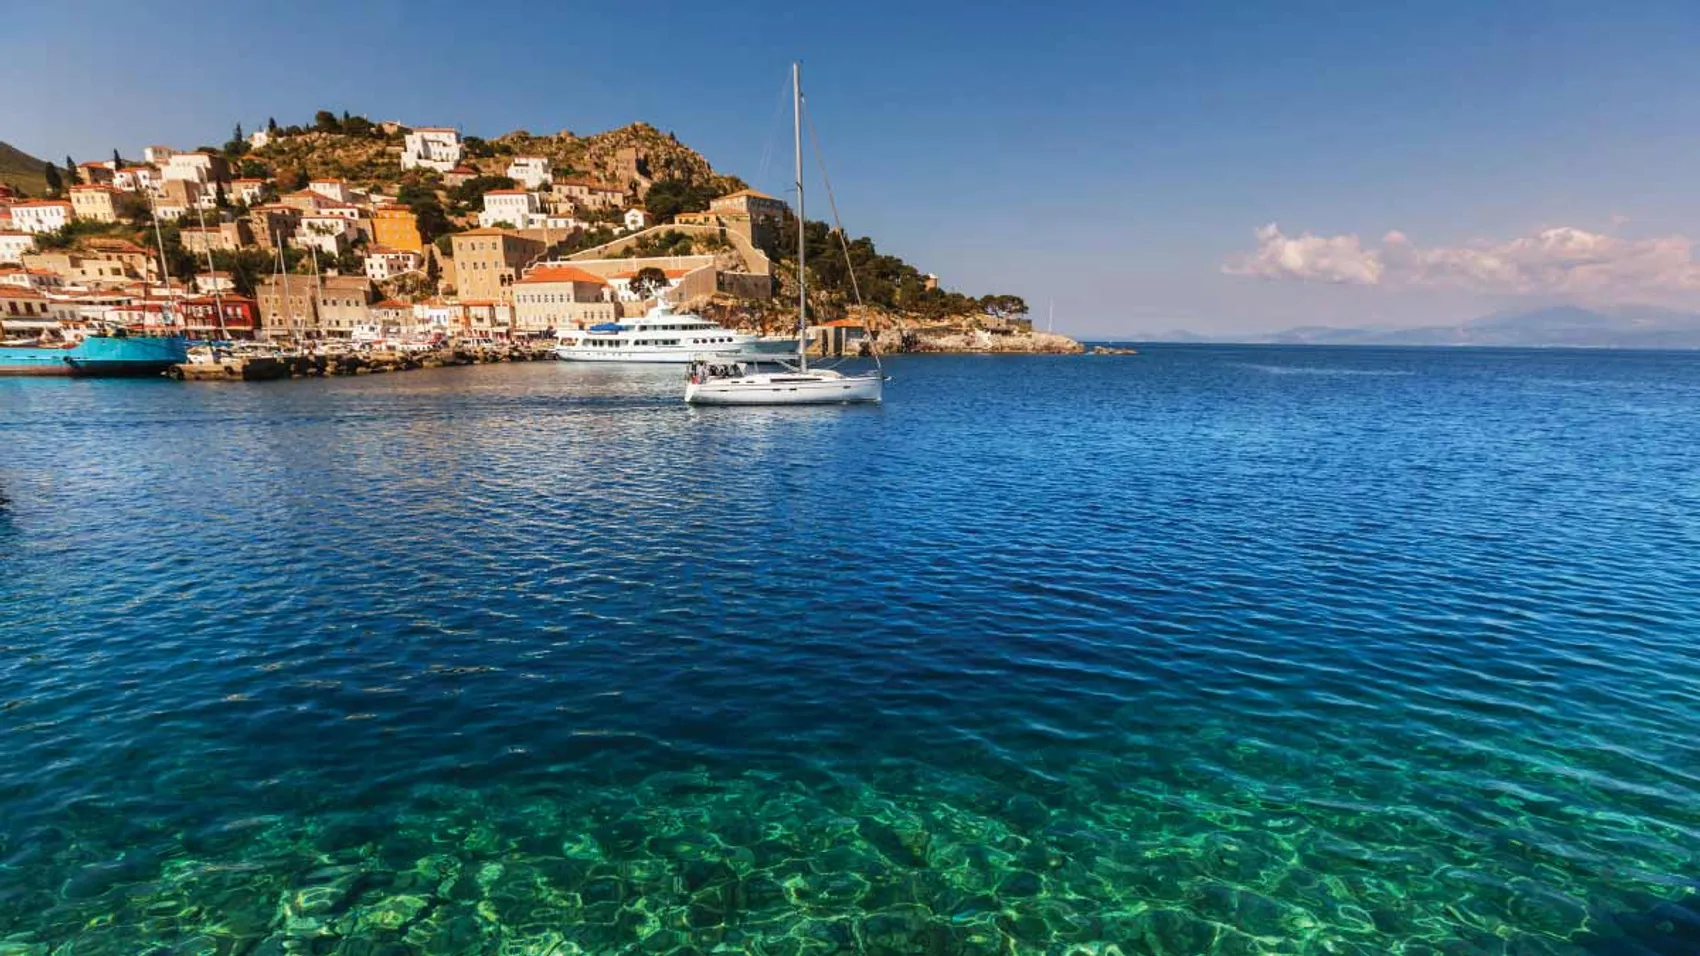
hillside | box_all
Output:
[0,141,49,195]
[249,121,740,197]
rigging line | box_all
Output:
[755,68,793,191]
[802,96,883,367]
[801,97,863,310]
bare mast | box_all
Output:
[794,60,807,372]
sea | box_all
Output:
[1,346,1697,955]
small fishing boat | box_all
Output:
[0,331,188,377]
[684,62,884,407]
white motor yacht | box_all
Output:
[554,304,792,364]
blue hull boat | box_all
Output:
[0,335,189,377]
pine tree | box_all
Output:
[43,162,62,195]
[234,123,243,143]
[267,117,278,133]
[64,155,77,183]
[112,148,122,167]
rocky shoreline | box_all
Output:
[899,329,1084,355]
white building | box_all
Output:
[478,190,542,229]
[230,178,267,205]
[293,214,355,255]
[624,208,652,231]
[506,156,552,189]
[401,127,463,172]
[363,247,424,281]
[143,145,177,165]
[412,301,460,333]
[112,166,158,192]
[0,231,34,264]
[164,153,219,183]
[10,201,73,234]
[608,267,691,302]
[153,202,188,222]
[308,180,354,204]
[249,129,271,149]
[194,271,237,294]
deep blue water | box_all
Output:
[2,347,1699,955]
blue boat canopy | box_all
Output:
[588,323,627,332]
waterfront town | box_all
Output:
[0,117,1075,355]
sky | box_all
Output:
[5,0,1700,337]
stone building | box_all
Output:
[449,228,545,306]
[511,265,614,334]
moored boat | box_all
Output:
[554,303,792,364]
[0,333,190,377]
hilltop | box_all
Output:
[0,141,49,195]
[248,119,741,198]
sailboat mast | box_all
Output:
[194,202,229,340]
[793,60,807,372]
[149,190,173,331]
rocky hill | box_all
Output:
[0,141,49,195]
[486,123,743,196]
[249,121,739,198]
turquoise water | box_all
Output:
[1,347,1698,955]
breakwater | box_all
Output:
[170,345,558,382]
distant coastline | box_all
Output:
[1127,304,1700,351]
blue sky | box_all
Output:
[6,0,1700,335]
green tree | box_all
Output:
[43,162,62,196]
[64,155,75,179]
[111,148,122,167]
[238,159,269,179]
[643,178,715,220]
[314,110,341,133]
[396,182,450,242]
[336,249,363,275]
[267,117,278,133]
[979,294,1028,319]
[627,266,669,300]
[215,183,229,209]
[426,251,440,286]
[449,175,517,207]
[114,191,151,224]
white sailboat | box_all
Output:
[684,62,884,406]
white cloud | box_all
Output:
[1225,223,1700,300]
[1222,223,1383,285]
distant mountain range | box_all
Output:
[0,141,49,195]
[1142,306,1700,349]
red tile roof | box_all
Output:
[516,266,607,286]
[716,189,777,201]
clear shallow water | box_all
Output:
[1,347,1698,955]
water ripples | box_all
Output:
[2,348,1699,953]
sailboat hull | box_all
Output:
[686,370,883,405]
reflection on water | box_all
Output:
[1,349,1698,954]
